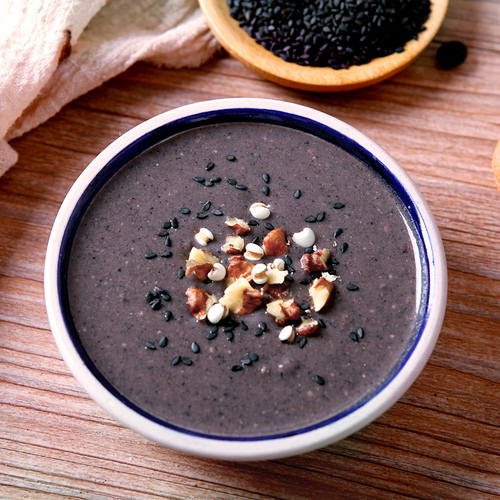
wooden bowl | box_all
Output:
[199,0,449,92]
[493,139,500,193]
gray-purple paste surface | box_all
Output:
[68,122,422,437]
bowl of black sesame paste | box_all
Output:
[45,98,447,460]
[199,0,449,92]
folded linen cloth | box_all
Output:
[0,0,219,176]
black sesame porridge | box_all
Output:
[67,122,423,437]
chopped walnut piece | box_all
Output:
[300,248,331,273]
[263,228,288,256]
[266,267,288,284]
[221,235,245,255]
[309,273,336,311]
[185,247,220,281]
[227,255,254,282]
[296,316,320,336]
[263,282,290,299]
[219,278,263,316]
[185,287,217,321]
[226,217,251,236]
[266,298,301,324]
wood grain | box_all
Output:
[1,0,500,497]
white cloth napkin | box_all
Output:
[0,0,219,176]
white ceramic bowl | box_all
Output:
[45,98,447,461]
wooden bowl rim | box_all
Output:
[199,0,449,92]
[492,139,500,193]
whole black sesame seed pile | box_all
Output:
[227,0,431,69]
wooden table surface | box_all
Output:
[1,0,499,498]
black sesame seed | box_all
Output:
[242,358,253,366]
[235,184,248,190]
[154,285,165,294]
[299,337,307,349]
[299,301,310,311]
[226,319,239,327]
[191,342,200,354]
[437,41,468,69]
[330,258,339,266]
[226,155,236,162]
[144,252,157,259]
[178,268,185,279]
[212,208,224,216]
[145,341,156,350]
[262,185,270,196]
[254,328,264,337]
[195,212,208,219]
[340,242,349,253]
[313,375,325,385]
[202,201,211,212]
[193,176,205,183]
[204,180,214,187]
[150,298,161,310]
[210,176,221,183]
[318,318,326,328]
[333,202,345,209]
[223,326,234,333]
[229,0,430,69]
[248,219,259,226]
[206,161,215,171]
[316,211,326,222]
[165,236,172,247]
[247,352,259,362]
[293,190,301,199]
[299,277,312,285]
[264,222,274,230]
[251,236,260,244]
[161,292,171,302]
[226,331,234,341]
[227,178,237,185]
[284,274,294,283]
[258,322,267,332]
[305,216,317,223]
[159,336,168,348]
[240,321,248,331]
[161,251,173,258]
[349,331,360,342]
[182,357,193,366]
[207,331,218,340]
[284,256,293,266]
[231,365,243,372]
[262,173,270,183]
[162,221,171,230]
[172,355,181,366]
[146,291,156,303]
[347,284,359,291]
[157,229,169,237]
[334,227,343,238]
[304,246,314,254]
[164,311,174,322]
[357,327,365,338]
[179,207,190,215]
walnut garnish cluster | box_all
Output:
[184,203,338,342]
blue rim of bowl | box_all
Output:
[56,105,432,442]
